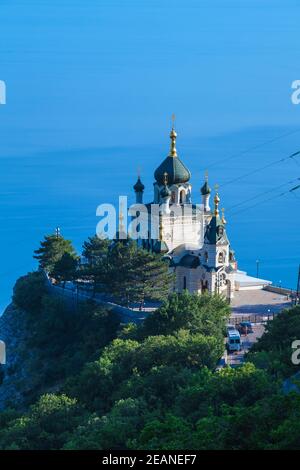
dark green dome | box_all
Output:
[201,180,211,195]
[154,156,191,185]
[154,128,191,185]
[133,177,145,192]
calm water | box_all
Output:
[0,125,299,314]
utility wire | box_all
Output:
[220,150,300,188]
[229,183,300,217]
[227,177,300,211]
[204,127,300,171]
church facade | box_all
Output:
[132,126,238,302]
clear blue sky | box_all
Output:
[0,1,300,312]
[0,0,300,155]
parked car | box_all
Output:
[237,321,253,335]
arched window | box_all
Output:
[171,191,176,203]
[179,189,185,204]
[204,251,208,263]
[183,276,187,290]
[218,252,225,263]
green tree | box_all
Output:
[0,394,84,450]
[80,239,173,304]
[70,331,224,414]
[114,366,194,411]
[34,234,77,273]
[82,235,110,266]
[80,236,110,295]
[141,290,230,339]
[107,241,173,305]
[23,295,120,388]
[247,305,300,378]
[51,252,79,287]
[13,271,47,313]
[174,363,274,422]
[69,338,140,413]
[132,414,192,450]
[64,398,146,450]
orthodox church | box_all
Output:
[132,125,270,302]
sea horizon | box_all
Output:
[1,123,299,314]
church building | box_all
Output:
[132,125,270,302]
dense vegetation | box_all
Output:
[34,233,173,306]
[247,306,300,378]
[1,233,300,449]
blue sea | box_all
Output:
[0,125,299,314]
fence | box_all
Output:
[45,276,148,325]
[229,313,275,325]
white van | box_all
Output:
[226,329,242,352]
[226,324,236,336]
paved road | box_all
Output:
[231,289,291,317]
[50,284,149,324]
[226,324,265,367]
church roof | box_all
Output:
[201,180,211,195]
[133,177,145,192]
[205,215,228,245]
[154,128,191,185]
[154,156,191,185]
[204,191,229,245]
[177,254,200,268]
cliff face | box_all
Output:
[0,304,30,409]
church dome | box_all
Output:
[154,128,191,185]
[201,180,211,195]
[133,176,145,192]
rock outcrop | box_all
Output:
[0,304,30,409]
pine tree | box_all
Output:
[82,236,110,266]
[81,236,111,294]
[79,237,174,304]
[34,234,77,273]
[51,252,79,287]
[107,241,174,306]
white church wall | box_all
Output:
[160,215,203,252]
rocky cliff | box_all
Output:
[0,304,30,409]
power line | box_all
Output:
[220,150,300,189]
[204,128,300,171]
[229,183,300,217]
[227,177,300,211]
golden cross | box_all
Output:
[214,183,219,192]
[171,113,176,129]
